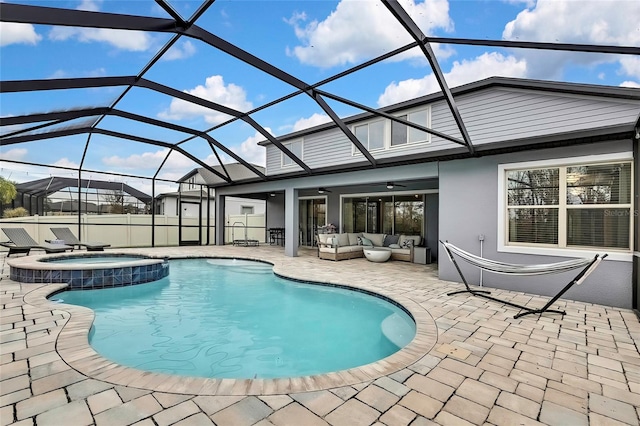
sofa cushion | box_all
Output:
[363,233,385,247]
[336,246,354,253]
[390,248,410,255]
[335,233,350,247]
[388,243,401,249]
[347,233,361,246]
[383,234,399,247]
[318,233,336,244]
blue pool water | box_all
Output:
[55,258,415,379]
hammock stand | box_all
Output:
[440,241,607,319]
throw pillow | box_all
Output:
[383,234,399,247]
[357,236,363,245]
[389,243,401,249]
[360,237,374,246]
[401,239,414,249]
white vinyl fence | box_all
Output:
[0,213,267,250]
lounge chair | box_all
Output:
[50,227,110,251]
[1,227,73,257]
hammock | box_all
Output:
[441,241,596,276]
[440,240,607,319]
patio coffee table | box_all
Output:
[363,247,392,263]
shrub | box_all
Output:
[3,207,29,218]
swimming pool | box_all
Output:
[54,258,416,379]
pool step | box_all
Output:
[381,313,414,348]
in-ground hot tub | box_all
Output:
[8,253,169,289]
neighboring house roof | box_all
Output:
[178,163,266,186]
[258,77,640,146]
[155,190,209,200]
[15,177,152,203]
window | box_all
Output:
[282,139,303,167]
[240,206,254,215]
[503,158,632,252]
[391,108,430,147]
[354,120,385,152]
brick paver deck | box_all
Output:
[1,246,639,425]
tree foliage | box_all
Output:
[0,177,17,204]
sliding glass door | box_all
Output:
[299,197,326,246]
[342,194,423,236]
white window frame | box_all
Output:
[240,205,254,215]
[352,107,432,156]
[390,106,432,148]
[497,153,634,262]
[352,119,387,155]
[281,139,303,168]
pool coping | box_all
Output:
[23,254,439,396]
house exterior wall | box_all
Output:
[434,88,638,146]
[265,87,639,174]
[158,196,264,217]
[439,139,634,308]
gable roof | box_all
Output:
[259,77,640,146]
[179,163,267,186]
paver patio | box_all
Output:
[1,245,639,425]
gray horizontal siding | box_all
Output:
[301,129,355,168]
[267,87,639,173]
[457,88,639,145]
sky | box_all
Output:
[1,0,639,196]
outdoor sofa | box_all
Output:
[316,232,423,262]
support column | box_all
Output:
[284,187,299,257]
[633,136,639,317]
[215,193,225,246]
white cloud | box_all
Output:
[0,148,28,161]
[225,131,269,167]
[620,81,640,88]
[48,69,69,79]
[287,0,454,68]
[0,22,42,47]
[159,75,253,125]
[378,52,527,106]
[49,26,152,51]
[163,40,197,61]
[47,0,151,51]
[52,158,80,169]
[503,0,640,78]
[620,57,640,79]
[78,0,101,12]
[103,148,194,170]
[292,113,331,132]
[503,0,536,6]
